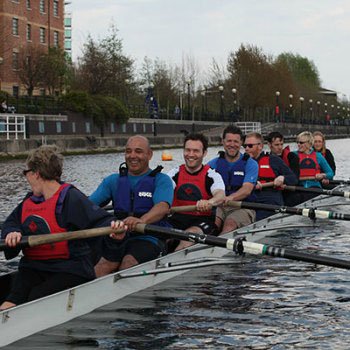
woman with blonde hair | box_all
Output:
[313,131,336,174]
[293,131,334,202]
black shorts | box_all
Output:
[101,235,166,264]
[168,213,219,236]
[6,267,90,305]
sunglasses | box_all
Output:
[297,141,307,145]
[243,143,260,148]
[22,169,33,176]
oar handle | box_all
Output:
[170,205,198,213]
[260,182,275,188]
[0,226,126,252]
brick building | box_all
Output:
[0,0,65,96]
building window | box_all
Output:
[53,0,59,16]
[64,29,71,39]
[40,27,46,44]
[64,17,72,27]
[39,121,45,134]
[40,0,45,13]
[111,123,115,133]
[53,31,59,47]
[56,121,62,133]
[143,123,146,133]
[12,18,19,36]
[12,52,19,70]
[72,122,76,133]
[133,124,137,133]
[26,0,31,9]
[26,24,32,41]
[122,124,126,133]
[85,122,91,133]
[12,86,19,97]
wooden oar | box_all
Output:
[283,185,350,198]
[260,182,350,198]
[0,226,125,251]
[171,202,350,221]
[134,223,350,270]
[300,177,350,185]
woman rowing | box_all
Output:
[294,131,334,202]
[0,145,126,310]
[313,131,336,174]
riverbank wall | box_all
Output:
[0,118,349,159]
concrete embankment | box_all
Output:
[0,120,348,160]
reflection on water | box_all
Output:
[1,138,350,349]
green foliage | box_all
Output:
[276,52,320,91]
[60,91,129,125]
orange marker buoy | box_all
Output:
[161,151,173,161]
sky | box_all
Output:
[68,0,350,99]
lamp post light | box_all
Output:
[309,99,313,124]
[275,91,280,122]
[288,94,293,121]
[232,88,237,120]
[218,85,224,119]
[186,80,191,120]
[299,97,304,123]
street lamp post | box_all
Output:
[275,91,280,122]
[288,94,293,122]
[219,85,224,119]
[299,97,304,123]
[186,80,191,120]
[201,91,205,119]
[316,101,320,121]
[309,99,313,124]
[0,56,3,91]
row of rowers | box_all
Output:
[0,126,335,310]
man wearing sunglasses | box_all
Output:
[244,132,298,220]
[207,125,258,233]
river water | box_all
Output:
[1,138,350,349]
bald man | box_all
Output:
[90,135,174,276]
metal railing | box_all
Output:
[234,122,261,134]
[0,114,26,140]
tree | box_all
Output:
[18,45,46,96]
[76,24,134,100]
[40,47,68,95]
[276,52,321,95]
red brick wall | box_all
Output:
[0,0,64,94]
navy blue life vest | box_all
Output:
[113,163,163,220]
[215,152,256,201]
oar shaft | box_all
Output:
[284,185,350,198]
[226,200,350,221]
[136,224,350,270]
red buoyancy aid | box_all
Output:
[257,154,277,183]
[281,146,290,167]
[21,183,70,260]
[298,151,321,178]
[172,164,211,216]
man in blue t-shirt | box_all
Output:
[208,125,258,233]
[90,135,173,276]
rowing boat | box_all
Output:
[0,186,349,347]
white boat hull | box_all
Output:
[0,191,348,347]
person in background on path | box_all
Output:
[207,125,258,234]
[1,100,7,112]
[0,145,126,310]
[244,132,298,220]
[167,133,225,251]
[295,131,334,201]
[313,131,336,174]
[266,131,300,206]
[90,135,173,276]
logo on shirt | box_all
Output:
[233,171,244,176]
[138,191,153,198]
[260,165,270,169]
